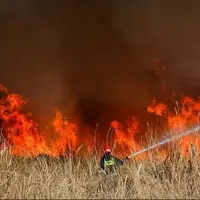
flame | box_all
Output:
[147,96,200,156]
[0,83,200,158]
[111,117,140,155]
[0,85,78,157]
[51,110,77,156]
[147,98,167,116]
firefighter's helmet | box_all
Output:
[103,145,111,153]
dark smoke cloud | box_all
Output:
[1,0,200,127]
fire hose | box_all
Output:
[128,125,200,159]
[99,125,200,175]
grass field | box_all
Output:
[0,144,200,199]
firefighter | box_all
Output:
[100,145,130,174]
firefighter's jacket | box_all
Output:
[100,153,124,173]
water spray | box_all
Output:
[129,125,200,158]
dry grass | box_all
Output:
[0,145,200,199]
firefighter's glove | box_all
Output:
[123,156,131,161]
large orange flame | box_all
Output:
[0,84,200,158]
[0,85,78,157]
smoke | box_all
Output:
[112,0,200,93]
[1,0,200,128]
